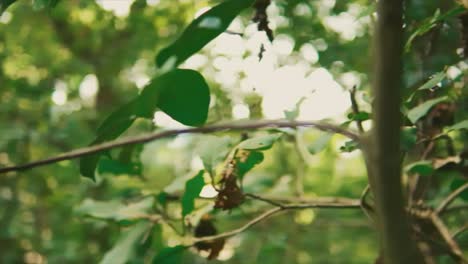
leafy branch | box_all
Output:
[0,120,359,174]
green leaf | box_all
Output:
[450,179,468,201]
[97,158,141,175]
[150,69,210,126]
[155,0,255,67]
[405,6,466,52]
[418,72,446,90]
[100,222,151,264]
[0,0,16,14]
[447,120,468,131]
[33,0,60,10]
[347,111,370,121]
[284,97,306,121]
[196,135,232,173]
[152,245,186,264]
[400,126,418,152]
[407,96,449,124]
[339,140,358,153]
[238,133,282,151]
[237,151,264,179]
[181,170,205,217]
[80,69,210,180]
[308,133,333,155]
[405,161,434,176]
[76,197,154,222]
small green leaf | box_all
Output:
[405,161,434,176]
[339,140,358,153]
[181,170,205,217]
[284,97,306,121]
[400,126,418,152]
[418,72,446,91]
[0,0,17,14]
[347,111,370,121]
[238,134,282,151]
[100,222,151,264]
[97,158,141,175]
[308,133,333,155]
[447,120,468,131]
[407,96,449,124]
[155,0,255,67]
[237,151,264,179]
[76,197,154,222]
[196,135,232,173]
[152,245,186,264]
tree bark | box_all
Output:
[366,0,425,263]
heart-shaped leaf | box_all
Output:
[155,0,255,67]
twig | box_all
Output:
[189,200,361,245]
[436,182,468,214]
[452,224,468,239]
[429,213,465,261]
[0,120,359,174]
[349,86,365,134]
[245,193,361,209]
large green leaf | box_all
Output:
[80,69,210,180]
[181,170,205,217]
[152,245,186,264]
[407,96,449,124]
[238,134,282,151]
[76,197,154,222]
[155,0,255,67]
[100,222,151,264]
[0,0,16,14]
[152,69,210,126]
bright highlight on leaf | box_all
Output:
[155,0,255,68]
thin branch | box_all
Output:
[430,213,465,261]
[436,182,468,214]
[189,200,361,245]
[452,224,468,239]
[0,120,359,174]
[245,193,361,208]
[349,86,365,134]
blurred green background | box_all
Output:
[0,0,466,263]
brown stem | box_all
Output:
[0,120,359,174]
